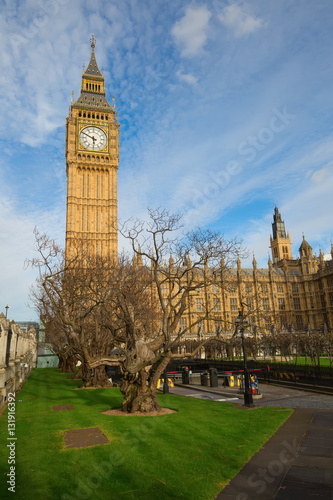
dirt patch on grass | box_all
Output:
[102,408,177,417]
[64,427,109,448]
[52,404,74,412]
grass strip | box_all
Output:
[0,368,292,500]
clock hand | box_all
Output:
[81,131,95,140]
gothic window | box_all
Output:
[264,316,271,329]
[246,298,254,310]
[292,284,299,293]
[262,298,270,311]
[196,298,204,312]
[261,285,268,293]
[278,298,285,310]
[179,318,187,331]
[213,299,221,311]
[230,298,238,311]
[245,285,252,294]
[212,284,219,294]
[296,316,303,330]
[293,297,301,310]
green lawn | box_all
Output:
[0,368,292,500]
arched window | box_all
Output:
[83,112,86,118]
[88,113,91,118]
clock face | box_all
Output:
[80,126,107,151]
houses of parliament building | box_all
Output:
[65,36,333,336]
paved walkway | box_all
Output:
[173,383,333,499]
[215,408,333,500]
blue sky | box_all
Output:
[1,0,333,321]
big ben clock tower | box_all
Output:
[65,35,119,260]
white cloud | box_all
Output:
[172,5,211,56]
[218,5,264,38]
[0,191,65,321]
[176,70,198,85]
[311,166,330,184]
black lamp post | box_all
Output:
[235,310,254,407]
[162,342,169,394]
[5,305,9,319]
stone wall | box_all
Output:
[0,313,38,410]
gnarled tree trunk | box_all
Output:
[58,353,77,373]
[120,368,160,413]
[81,363,111,388]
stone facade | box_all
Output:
[0,313,37,409]
[167,208,333,337]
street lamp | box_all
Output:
[5,305,9,319]
[235,310,254,407]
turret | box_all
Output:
[270,206,292,263]
[299,235,313,259]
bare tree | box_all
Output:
[29,209,243,413]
